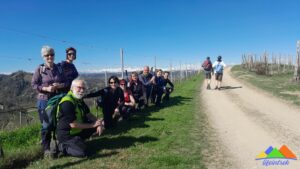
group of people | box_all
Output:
[202,56,226,90]
[31,45,174,158]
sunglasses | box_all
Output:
[44,54,54,57]
[120,84,125,85]
[67,53,76,56]
[109,81,116,84]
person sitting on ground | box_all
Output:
[84,76,124,129]
[58,47,79,92]
[202,56,213,90]
[139,66,155,106]
[129,72,145,110]
[31,45,67,156]
[162,71,174,101]
[119,79,135,120]
[212,55,226,90]
[153,69,164,106]
[57,78,104,158]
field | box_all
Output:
[231,65,300,106]
[1,74,213,169]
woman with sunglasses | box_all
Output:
[84,76,124,129]
[31,45,67,157]
[58,47,78,92]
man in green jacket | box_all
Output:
[57,78,104,157]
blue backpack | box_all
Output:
[215,63,224,73]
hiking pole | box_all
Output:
[0,145,4,158]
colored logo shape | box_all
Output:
[256,145,297,160]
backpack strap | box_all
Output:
[39,64,45,75]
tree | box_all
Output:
[294,41,300,81]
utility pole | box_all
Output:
[180,62,182,83]
[154,56,157,71]
[120,48,124,79]
[170,60,173,82]
[185,63,188,80]
[104,70,108,87]
[294,41,300,81]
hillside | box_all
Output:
[0,71,35,111]
[0,71,106,130]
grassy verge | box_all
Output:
[231,65,300,106]
[0,123,42,169]
[2,74,210,169]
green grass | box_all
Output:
[2,74,211,169]
[231,65,300,106]
[0,123,42,169]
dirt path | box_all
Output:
[201,68,300,169]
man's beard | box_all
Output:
[73,91,84,99]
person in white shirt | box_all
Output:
[212,56,226,90]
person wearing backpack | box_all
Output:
[202,57,213,89]
[212,56,226,90]
[58,47,79,92]
[57,78,104,157]
[31,45,67,157]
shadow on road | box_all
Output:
[220,86,242,90]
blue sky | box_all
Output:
[0,0,299,73]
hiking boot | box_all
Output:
[215,86,218,90]
[44,150,51,159]
[218,87,221,91]
[50,139,59,159]
[207,84,211,90]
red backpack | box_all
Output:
[202,60,212,71]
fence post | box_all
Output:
[185,64,188,80]
[294,40,300,81]
[19,111,22,126]
[120,48,124,79]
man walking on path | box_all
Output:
[202,57,213,89]
[212,56,226,90]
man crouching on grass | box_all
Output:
[57,78,104,157]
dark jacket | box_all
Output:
[85,87,124,112]
[58,61,78,91]
[155,76,164,89]
[162,78,174,89]
[139,73,153,87]
[129,80,144,99]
